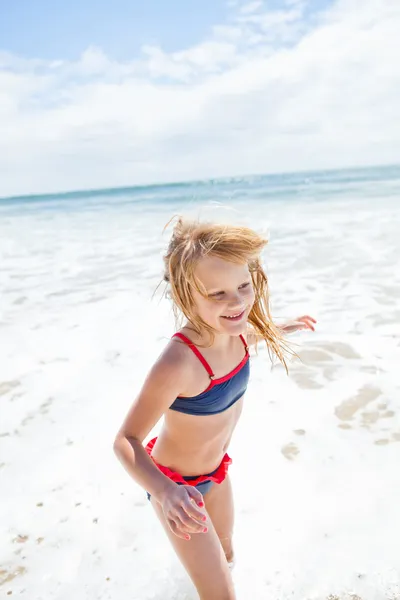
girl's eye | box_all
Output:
[209,283,250,298]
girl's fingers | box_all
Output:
[168,511,207,539]
[176,507,206,532]
[182,497,207,523]
[297,316,317,330]
[302,315,317,323]
[184,486,205,510]
[168,518,190,540]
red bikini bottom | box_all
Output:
[145,437,232,487]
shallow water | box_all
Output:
[1,166,400,599]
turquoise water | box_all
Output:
[1,164,400,212]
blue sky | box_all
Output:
[1,0,328,60]
[0,0,398,196]
[1,0,233,59]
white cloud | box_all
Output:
[0,0,399,196]
[239,1,264,14]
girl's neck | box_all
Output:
[183,323,234,350]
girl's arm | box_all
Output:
[113,342,194,504]
[246,315,316,346]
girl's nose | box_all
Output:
[227,293,244,310]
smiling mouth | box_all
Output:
[221,309,245,321]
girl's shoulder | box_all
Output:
[159,332,194,367]
[142,334,196,398]
[158,330,205,377]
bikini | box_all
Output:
[145,333,250,500]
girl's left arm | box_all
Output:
[247,315,317,346]
[277,315,316,334]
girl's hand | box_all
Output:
[160,484,209,541]
[279,315,317,334]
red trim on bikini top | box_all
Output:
[145,437,232,486]
[172,332,249,388]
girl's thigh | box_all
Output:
[150,497,236,600]
[204,475,235,562]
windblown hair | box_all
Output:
[162,217,293,371]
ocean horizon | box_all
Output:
[2,162,400,204]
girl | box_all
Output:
[113,218,316,600]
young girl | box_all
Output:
[113,218,316,600]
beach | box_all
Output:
[1,165,400,599]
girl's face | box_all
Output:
[191,255,255,335]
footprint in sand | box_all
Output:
[290,371,323,390]
[334,385,381,422]
[12,535,29,544]
[281,431,307,460]
[0,380,20,397]
[318,341,361,360]
[0,565,27,586]
[281,442,300,461]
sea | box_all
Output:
[1,164,400,599]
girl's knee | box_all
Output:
[225,546,234,563]
[219,536,234,563]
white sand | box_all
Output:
[1,189,400,599]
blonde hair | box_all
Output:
[162,217,293,371]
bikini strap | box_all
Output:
[239,334,249,353]
[172,333,215,379]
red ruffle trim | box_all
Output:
[145,437,232,487]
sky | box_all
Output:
[0,0,399,196]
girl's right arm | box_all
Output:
[113,343,207,539]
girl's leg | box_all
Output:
[150,497,236,600]
[204,475,235,565]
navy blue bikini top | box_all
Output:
[169,333,250,416]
